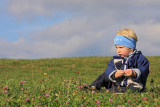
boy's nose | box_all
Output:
[117,48,120,53]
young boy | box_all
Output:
[89,28,149,92]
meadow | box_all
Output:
[0,56,160,107]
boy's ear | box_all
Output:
[130,49,134,52]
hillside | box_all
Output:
[0,56,159,106]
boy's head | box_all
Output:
[114,28,138,49]
[114,28,138,57]
[116,28,138,41]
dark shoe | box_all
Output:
[82,86,89,91]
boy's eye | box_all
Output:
[119,46,125,48]
[115,45,124,49]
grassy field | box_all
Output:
[0,56,160,106]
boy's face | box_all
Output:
[115,45,134,57]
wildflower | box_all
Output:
[32,98,35,103]
[106,89,109,93]
[66,101,69,104]
[4,90,8,94]
[55,98,59,102]
[141,97,149,101]
[44,73,47,75]
[26,98,29,102]
[143,101,147,104]
[23,91,27,94]
[109,98,113,102]
[21,88,24,91]
[81,104,85,107]
[20,81,26,84]
[91,86,96,90]
[83,83,87,86]
[75,72,79,74]
[37,96,41,99]
[75,85,78,88]
[92,91,95,94]
[80,95,84,99]
[73,92,76,96]
[128,100,131,103]
[55,93,59,96]
[66,80,69,82]
[78,76,81,79]
[45,94,49,97]
[3,86,8,90]
[141,97,148,104]
[78,86,83,89]
[96,100,100,104]
[76,81,79,84]
[97,105,100,107]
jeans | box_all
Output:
[89,72,112,90]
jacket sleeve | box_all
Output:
[134,55,149,86]
[105,59,117,82]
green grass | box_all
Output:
[0,56,159,106]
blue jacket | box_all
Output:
[105,50,149,90]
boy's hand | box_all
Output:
[115,70,125,78]
[124,69,136,77]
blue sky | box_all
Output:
[0,0,160,59]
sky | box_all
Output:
[0,0,160,59]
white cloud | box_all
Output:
[7,0,160,21]
[1,0,160,59]
[29,19,108,58]
[0,17,111,59]
[127,21,160,56]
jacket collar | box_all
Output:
[114,49,141,59]
[125,49,142,59]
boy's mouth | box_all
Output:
[119,54,124,57]
[118,54,122,56]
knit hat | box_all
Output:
[114,35,137,49]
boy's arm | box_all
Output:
[134,55,149,83]
[105,59,116,82]
[105,59,123,82]
[129,55,149,85]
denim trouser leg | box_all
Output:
[89,72,112,90]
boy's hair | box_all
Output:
[116,28,138,41]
